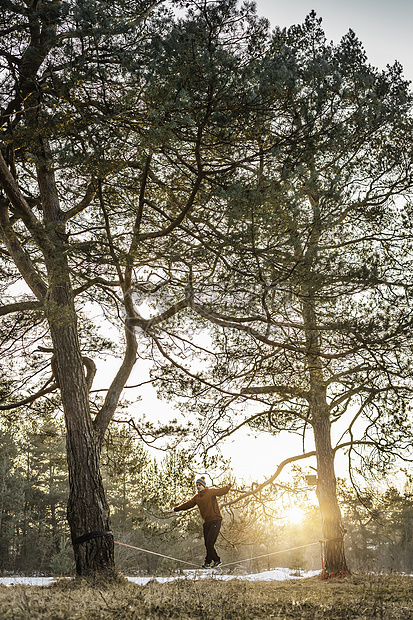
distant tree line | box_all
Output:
[1,410,411,576]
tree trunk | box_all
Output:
[300,212,349,574]
[302,333,348,571]
[34,122,115,574]
[48,295,114,576]
[313,415,348,574]
[304,333,349,574]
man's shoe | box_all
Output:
[211,560,222,568]
[202,562,211,569]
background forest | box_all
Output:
[0,411,412,576]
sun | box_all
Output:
[285,506,305,524]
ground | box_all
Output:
[0,573,412,619]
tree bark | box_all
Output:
[313,415,348,574]
[306,343,349,573]
[300,206,349,574]
[49,318,114,575]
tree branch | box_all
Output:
[0,151,55,256]
[137,166,204,242]
[221,450,317,508]
[333,440,376,454]
[93,320,137,443]
[64,179,98,222]
[0,378,57,410]
[127,297,191,331]
[241,384,310,400]
[0,203,48,300]
[191,302,362,360]
[72,277,120,297]
[0,299,42,316]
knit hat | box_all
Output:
[196,476,207,488]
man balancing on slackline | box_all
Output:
[167,476,232,569]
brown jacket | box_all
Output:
[173,485,231,523]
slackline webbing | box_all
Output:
[219,542,320,568]
[114,540,320,570]
[114,541,200,568]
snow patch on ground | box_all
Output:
[0,577,56,587]
[0,568,320,587]
[128,567,320,584]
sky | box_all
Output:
[255,0,413,82]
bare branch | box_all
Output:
[72,277,120,297]
[191,301,363,360]
[0,378,57,410]
[221,450,317,508]
[333,440,376,453]
[64,179,98,222]
[0,152,55,256]
[138,164,204,242]
[241,384,310,400]
[127,298,191,331]
[0,203,48,300]
[0,299,42,316]
[93,320,138,442]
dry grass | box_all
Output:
[0,573,412,619]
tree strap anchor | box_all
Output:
[72,531,113,545]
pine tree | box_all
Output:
[0,0,265,574]
[146,13,413,573]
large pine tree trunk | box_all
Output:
[300,220,349,574]
[49,319,114,575]
[313,414,348,574]
[304,339,349,574]
[46,237,115,575]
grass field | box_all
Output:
[0,573,412,619]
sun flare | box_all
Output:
[285,506,305,524]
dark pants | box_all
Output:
[203,519,221,564]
